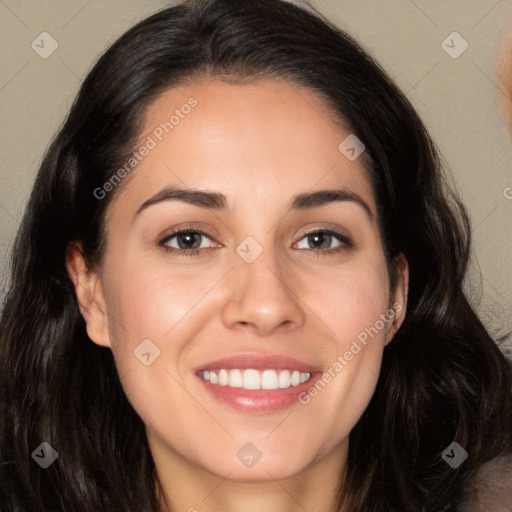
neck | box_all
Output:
[150,434,350,512]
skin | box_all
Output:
[67,79,408,512]
[497,28,512,135]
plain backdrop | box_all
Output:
[1,0,511,343]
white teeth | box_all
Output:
[278,370,291,388]
[243,369,260,390]
[218,369,229,386]
[200,369,312,390]
[261,370,278,390]
[228,369,243,388]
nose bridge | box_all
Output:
[221,232,306,335]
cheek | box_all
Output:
[293,260,391,438]
[306,258,391,346]
[103,255,209,342]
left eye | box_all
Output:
[160,230,214,251]
[295,230,349,251]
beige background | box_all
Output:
[1,1,511,343]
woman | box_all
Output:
[1,0,511,510]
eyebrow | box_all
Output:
[134,186,373,219]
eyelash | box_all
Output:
[158,226,353,258]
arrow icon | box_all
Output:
[236,237,263,263]
[339,134,365,161]
[237,442,262,468]
[134,339,160,366]
[441,32,468,59]
[442,441,468,468]
[31,442,58,468]
[31,32,58,59]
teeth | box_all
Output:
[200,369,311,390]
[218,369,229,386]
[243,369,260,390]
[261,370,278,390]
[228,369,243,388]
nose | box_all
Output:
[221,248,306,337]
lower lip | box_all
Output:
[197,373,320,413]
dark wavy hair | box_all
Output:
[1,1,511,510]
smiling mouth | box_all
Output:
[198,369,312,390]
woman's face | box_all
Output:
[69,79,407,482]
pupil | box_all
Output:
[309,233,329,249]
[178,233,200,249]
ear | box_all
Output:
[385,252,409,345]
[65,241,112,348]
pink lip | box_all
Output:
[193,353,321,373]
[193,353,322,414]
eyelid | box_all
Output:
[295,224,353,244]
[158,226,218,247]
[158,225,351,242]
[157,223,354,255]
[158,223,218,243]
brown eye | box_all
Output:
[295,230,353,254]
[159,229,216,256]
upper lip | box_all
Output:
[194,353,321,374]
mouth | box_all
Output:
[194,354,321,413]
[198,368,312,390]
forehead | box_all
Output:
[107,78,375,218]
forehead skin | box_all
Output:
[102,78,379,248]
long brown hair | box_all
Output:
[1,1,511,510]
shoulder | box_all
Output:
[457,453,512,511]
